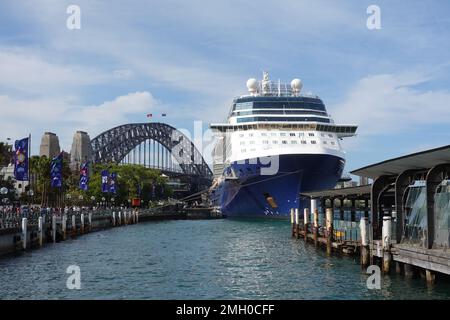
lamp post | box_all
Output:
[101,197,106,208]
[111,197,115,209]
[90,196,95,209]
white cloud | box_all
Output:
[330,71,450,135]
[0,48,108,95]
[0,92,158,152]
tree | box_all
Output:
[0,142,13,167]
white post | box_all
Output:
[290,208,294,224]
[112,211,116,226]
[52,214,56,243]
[313,209,319,228]
[118,212,121,225]
[62,215,67,239]
[295,208,299,225]
[310,198,317,215]
[21,218,27,250]
[88,212,92,230]
[360,217,369,246]
[136,210,139,223]
[382,216,392,249]
[303,208,309,225]
[72,215,76,234]
[80,213,85,233]
[38,216,43,247]
[326,208,333,231]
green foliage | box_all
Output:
[67,163,172,207]
[0,142,13,166]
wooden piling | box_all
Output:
[404,264,416,278]
[426,270,435,285]
[313,209,319,246]
[290,208,295,237]
[112,211,116,226]
[62,215,67,240]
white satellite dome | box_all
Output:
[246,78,258,93]
[291,78,303,94]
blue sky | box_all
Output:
[1,0,450,177]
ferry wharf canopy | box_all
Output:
[305,144,450,250]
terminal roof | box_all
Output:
[351,145,450,179]
[301,184,371,199]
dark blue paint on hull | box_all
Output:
[214,154,344,218]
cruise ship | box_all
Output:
[209,72,358,218]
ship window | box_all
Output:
[272,140,278,144]
[323,141,327,144]
[290,133,296,136]
[261,132,267,136]
[299,132,304,137]
[262,140,269,144]
[328,134,333,138]
[271,132,276,136]
[250,148,256,152]
[321,133,325,137]
[280,133,286,136]
[308,133,315,137]
[301,140,307,144]
[311,140,317,144]
[239,134,244,137]
[291,140,298,144]
[331,141,335,145]
[249,133,254,137]
[282,140,288,144]
[240,141,245,145]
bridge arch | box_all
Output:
[91,123,213,180]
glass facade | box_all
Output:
[236,116,331,123]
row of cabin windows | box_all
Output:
[240,139,336,145]
[239,140,336,152]
[238,132,334,138]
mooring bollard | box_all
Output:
[62,214,67,240]
[72,215,76,236]
[382,216,392,273]
[52,214,57,243]
[360,217,369,267]
[326,208,333,255]
[21,218,27,250]
[80,213,85,234]
[38,216,43,247]
[88,212,92,231]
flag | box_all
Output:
[101,170,109,193]
[161,113,167,117]
[50,153,63,188]
[146,113,152,118]
[109,172,117,194]
[14,137,29,181]
[79,162,89,191]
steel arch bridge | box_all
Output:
[91,123,213,182]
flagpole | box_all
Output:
[28,133,31,207]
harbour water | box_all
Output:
[0,219,449,300]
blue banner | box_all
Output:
[14,137,29,181]
[109,172,117,194]
[101,170,109,193]
[50,153,63,188]
[79,162,89,191]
